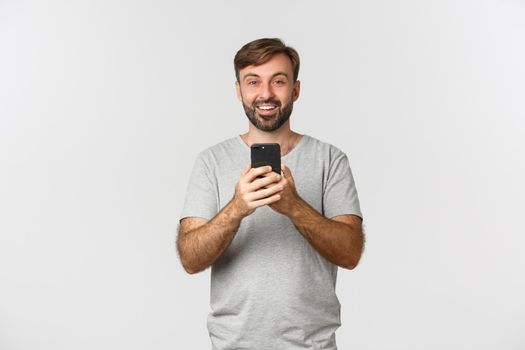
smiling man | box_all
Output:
[237,52,296,132]
[177,38,364,350]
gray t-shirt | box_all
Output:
[179,134,363,350]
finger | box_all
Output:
[248,172,281,191]
[244,165,273,183]
[250,192,281,208]
[282,163,292,178]
[241,164,251,176]
[246,183,283,201]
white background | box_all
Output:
[1,1,524,349]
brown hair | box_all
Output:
[234,38,300,82]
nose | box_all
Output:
[258,81,275,100]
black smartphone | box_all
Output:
[250,143,281,178]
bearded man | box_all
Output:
[177,38,364,350]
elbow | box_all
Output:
[342,254,362,270]
[183,265,199,275]
[181,258,201,275]
[179,255,201,275]
[342,261,358,270]
[177,238,199,275]
[344,235,365,270]
[177,246,199,275]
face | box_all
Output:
[236,53,300,132]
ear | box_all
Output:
[235,81,242,101]
[292,80,300,102]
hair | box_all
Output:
[234,38,300,82]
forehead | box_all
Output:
[239,53,293,79]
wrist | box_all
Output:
[226,197,248,222]
[289,197,312,223]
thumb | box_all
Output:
[281,163,292,178]
[241,164,250,176]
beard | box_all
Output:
[242,98,294,132]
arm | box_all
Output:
[289,198,364,270]
[177,200,242,274]
[177,165,283,274]
[268,164,364,270]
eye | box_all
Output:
[273,79,286,86]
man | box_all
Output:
[177,38,364,350]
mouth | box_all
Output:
[255,103,279,116]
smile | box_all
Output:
[256,104,278,111]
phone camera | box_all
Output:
[261,146,265,149]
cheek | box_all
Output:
[277,91,294,105]
[241,91,258,104]
[240,95,254,106]
[247,97,258,107]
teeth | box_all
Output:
[258,105,276,110]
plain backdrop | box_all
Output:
[1,1,524,349]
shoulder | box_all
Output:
[302,134,348,162]
[195,135,241,162]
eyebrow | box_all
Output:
[243,72,290,80]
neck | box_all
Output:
[240,123,302,157]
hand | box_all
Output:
[231,164,283,219]
[268,164,302,218]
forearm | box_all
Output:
[290,199,364,269]
[178,200,243,274]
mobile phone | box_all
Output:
[250,143,281,178]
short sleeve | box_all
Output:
[179,153,219,222]
[323,151,363,220]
